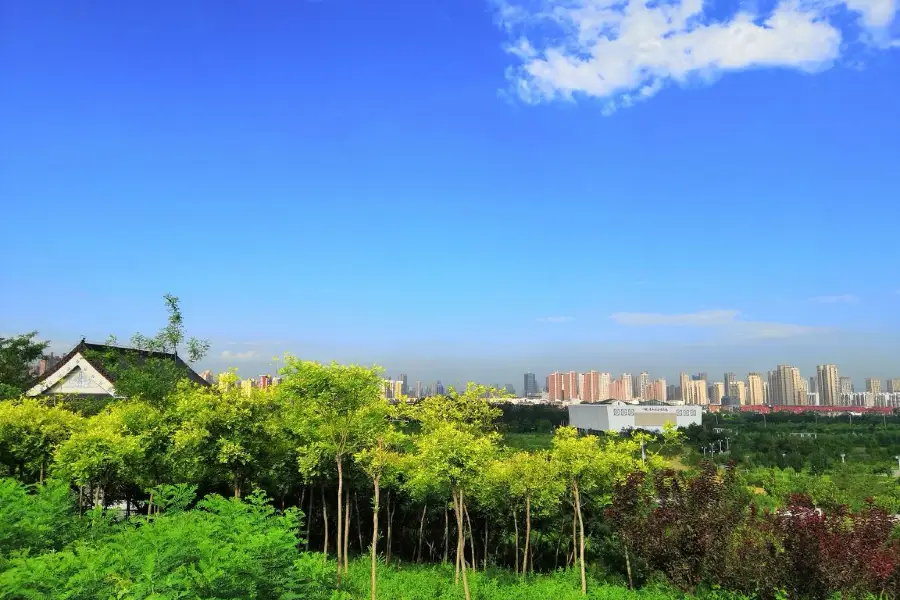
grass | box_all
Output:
[338,558,749,600]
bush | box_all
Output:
[0,478,79,561]
[0,489,331,600]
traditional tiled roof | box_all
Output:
[31,338,210,390]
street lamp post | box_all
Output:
[718,439,723,452]
[725,437,731,451]
[841,453,846,465]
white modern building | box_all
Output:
[568,401,702,433]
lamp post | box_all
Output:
[725,437,731,451]
[841,453,846,465]
[895,455,899,473]
[718,439,723,452]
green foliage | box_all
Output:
[0,478,79,562]
[0,332,49,394]
[0,489,326,600]
[0,399,83,482]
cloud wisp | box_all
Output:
[538,315,575,323]
[493,0,899,112]
[220,350,258,361]
[609,309,821,339]
[812,294,859,303]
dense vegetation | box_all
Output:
[1,301,899,599]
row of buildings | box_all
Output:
[537,367,900,409]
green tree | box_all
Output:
[355,425,405,600]
[0,399,83,482]
[168,377,278,499]
[279,357,386,585]
[0,332,49,396]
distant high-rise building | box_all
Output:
[241,379,255,396]
[434,380,445,396]
[748,373,765,405]
[840,376,853,394]
[816,365,840,406]
[692,372,708,382]
[621,373,633,401]
[636,372,650,399]
[684,379,709,405]
[724,372,737,390]
[808,376,818,395]
[563,371,579,401]
[200,370,215,383]
[772,365,799,405]
[399,374,408,396]
[504,384,515,395]
[866,378,881,394]
[415,380,422,398]
[259,375,272,390]
[523,372,538,397]
[887,378,900,393]
[547,372,563,402]
[711,382,725,404]
[730,380,747,404]
[666,383,677,400]
[580,371,601,403]
[646,378,667,401]
[598,372,611,400]
[679,373,690,402]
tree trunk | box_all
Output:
[483,521,489,570]
[523,494,532,577]
[571,503,577,567]
[306,488,314,551]
[355,492,364,552]
[343,487,351,575]
[336,456,344,587]
[322,485,330,556]
[464,503,476,573]
[443,506,449,563]
[624,541,634,590]
[385,490,393,563]
[39,459,44,484]
[456,490,472,600]
[146,491,153,517]
[416,504,427,563]
[233,469,240,499]
[513,510,520,574]
[573,481,587,596]
[371,476,380,600]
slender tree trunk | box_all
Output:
[385,490,393,563]
[513,510,520,574]
[371,477,380,600]
[336,457,344,587]
[523,494,532,577]
[464,503,476,573]
[233,469,240,499]
[417,504,427,563]
[454,489,472,600]
[483,521,489,570]
[624,541,634,590]
[343,487,351,575]
[306,489,314,551]
[571,503,577,567]
[554,525,562,571]
[573,481,587,596]
[355,492,364,552]
[322,485,330,556]
[39,459,44,484]
[443,506,449,563]
[146,491,153,517]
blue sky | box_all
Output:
[1,0,899,387]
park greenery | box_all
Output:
[1,298,900,599]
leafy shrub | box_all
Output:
[0,478,79,561]
[0,489,328,600]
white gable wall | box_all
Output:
[26,353,117,397]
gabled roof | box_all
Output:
[26,339,210,397]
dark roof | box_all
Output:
[34,339,210,390]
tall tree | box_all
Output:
[0,332,49,396]
[279,358,386,587]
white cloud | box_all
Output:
[610,309,738,326]
[538,315,575,322]
[494,0,899,110]
[812,294,859,303]
[220,350,257,361]
[609,309,820,339]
